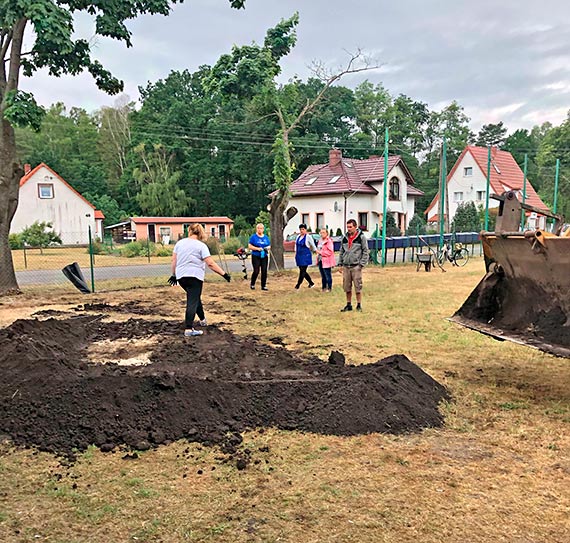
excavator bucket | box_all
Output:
[450,191,570,358]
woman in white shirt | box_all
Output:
[169,224,230,336]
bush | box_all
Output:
[406,214,427,236]
[9,233,23,249]
[222,237,242,255]
[205,237,220,255]
[155,245,173,257]
[120,241,148,258]
[335,228,343,236]
[20,221,62,252]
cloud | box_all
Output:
[18,0,570,132]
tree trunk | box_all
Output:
[0,118,22,295]
[269,191,286,270]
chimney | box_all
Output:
[329,148,342,167]
[24,164,31,174]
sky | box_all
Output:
[22,0,570,133]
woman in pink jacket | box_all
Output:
[316,228,336,292]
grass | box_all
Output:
[1,260,569,542]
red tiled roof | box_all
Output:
[425,146,548,215]
[289,155,418,197]
[95,210,105,220]
[20,163,96,210]
[130,216,234,224]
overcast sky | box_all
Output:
[22,0,570,133]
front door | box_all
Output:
[148,224,156,242]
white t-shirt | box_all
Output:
[173,238,211,281]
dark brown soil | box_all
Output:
[456,273,570,351]
[0,314,449,459]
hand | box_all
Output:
[223,272,231,282]
[168,275,177,286]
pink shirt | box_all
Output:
[317,237,336,268]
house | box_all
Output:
[425,146,549,230]
[11,163,105,244]
[282,149,423,237]
[106,216,235,244]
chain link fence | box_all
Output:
[6,230,483,292]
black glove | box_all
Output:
[168,275,177,286]
[222,273,231,282]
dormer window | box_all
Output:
[305,176,318,185]
[328,175,341,184]
[389,177,400,201]
[38,183,54,199]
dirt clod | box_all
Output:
[0,316,449,459]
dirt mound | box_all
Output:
[0,317,449,458]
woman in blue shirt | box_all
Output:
[248,223,271,290]
[294,224,317,289]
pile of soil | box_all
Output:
[0,315,449,459]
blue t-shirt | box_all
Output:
[249,233,271,258]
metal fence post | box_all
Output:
[88,225,95,293]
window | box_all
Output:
[464,167,473,176]
[328,175,341,184]
[301,213,310,227]
[316,213,325,230]
[389,177,400,201]
[38,183,54,199]
[453,192,464,202]
[476,190,486,201]
[305,176,318,185]
[210,227,216,237]
[358,212,368,231]
[159,227,171,237]
[219,224,226,240]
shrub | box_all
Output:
[120,241,148,258]
[205,237,220,255]
[406,214,427,236]
[155,245,173,257]
[335,228,343,236]
[222,237,241,255]
[9,233,23,249]
[20,221,62,253]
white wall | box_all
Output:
[11,166,96,244]
[285,164,417,237]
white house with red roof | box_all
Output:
[283,149,423,237]
[11,163,105,244]
[425,146,549,230]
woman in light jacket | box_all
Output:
[294,223,317,289]
[316,228,335,291]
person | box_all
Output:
[169,223,231,336]
[338,219,369,311]
[294,223,317,289]
[316,228,335,292]
[248,223,271,290]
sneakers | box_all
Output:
[261,286,268,291]
[356,304,362,312]
[197,319,208,326]
[308,283,315,289]
[250,284,255,290]
[340,304,353,312]
[294,284,300,290]
[184,329,203,337]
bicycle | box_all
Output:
[436,241,469,267]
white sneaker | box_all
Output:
[198,319,208,327]
[184,329,203,337]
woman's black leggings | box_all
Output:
[251,255,268,287]
[296,266,314,287]
[178,277,205,328]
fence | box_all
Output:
[6,230,482,292]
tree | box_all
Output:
[406,213,427,236]
[475,122,507,147]
[452,202,480,232]
[0,0,245,295]
[20,221,61,253]
[384,213,401,237]
[133,144,194,216]
[83,193,127,228]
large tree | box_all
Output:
[0,0,245,295]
